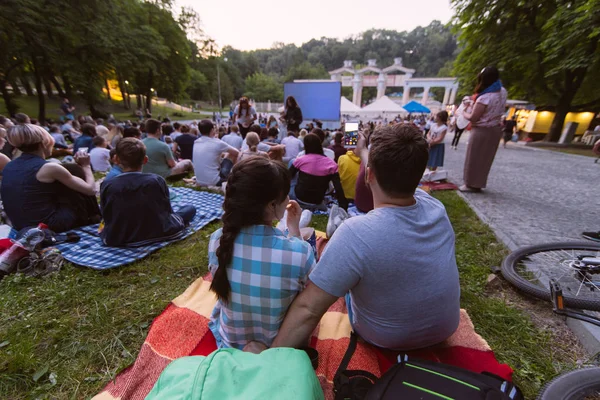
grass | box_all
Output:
[0,96,200,122]
[542,147,598,158]
[0,190,579,399]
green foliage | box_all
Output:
[284,62,329,83]
[244,73,283,102]
[452,0,600,140]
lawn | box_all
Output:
[0,96,201,122]
[0,190,580,399]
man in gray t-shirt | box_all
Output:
[271,124,460,351]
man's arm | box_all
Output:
[271,280,338,348]
[165,145,176,168]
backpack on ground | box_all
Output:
[334,332,524,400]
[146,347,324,400]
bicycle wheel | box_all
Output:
[501,242,600,311]
[537,368,600,399]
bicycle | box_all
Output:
[501,241,600,399]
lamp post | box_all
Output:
[217,57,228,117]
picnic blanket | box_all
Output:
[56,188,223,270]
[93,274,514,400]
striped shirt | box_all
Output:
[208,225,315,349]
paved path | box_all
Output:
[442,133,600,250]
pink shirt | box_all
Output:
[474,88,508,128]
[293,153,338,176]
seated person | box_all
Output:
[173,124,196,161]
[1,124,100,232]
[265,127,280,144]
[73,123,96,154]
[272,124,460,351]
[337,149,361,201]
[290,134,348,210]
[104,148,122,181]
[221,125,243,149]
[329,132,346,162]
[90,136,111,172]
[49,125,69,149]
[208,157,315,350]
[142,119,193,178]
[281,130,304,164]
[296,128,335,160]
[238,132,268,162]
[0,127,10,174]
[192,120,239,186]
[100,138,196,247]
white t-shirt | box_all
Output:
[171,131,182,141]
[222,132,243,149]
[429,123,448,141]
[296,147,335,161]
[233,105,257,126]
[282,136,305,160]
[193,136,236,186]
[90,147,111,172]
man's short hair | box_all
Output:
[249,124,261,134]
[116,138,146,169]
[198,120,214,136]
[368,124,429,197]
[312,128,325,143]
[145,119,161,135]
[81,123,97,137]
[15,113,30,124]
[334,132,344,144]
[162,124,174,136]
[49,125,60,133]
[268,127,278,138]
[230,125,239,133]
[173,122,181,130]
[92,136,105,146]
[124,126,141,139]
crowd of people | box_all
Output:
[0,66,521,353]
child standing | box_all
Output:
[426,111,448,172]
[89,136,111,172]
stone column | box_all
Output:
[449,87,457,105]
[421,87,430,105]
[376,73,386,99]
[442,87,450,105]
[352,74,362,106]
[402,85,410,105]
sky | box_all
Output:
[177,0,454,51]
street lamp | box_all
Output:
[217,57,228,116]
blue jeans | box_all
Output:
[175,205,196,225]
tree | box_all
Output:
[452,0,600,141]
[244,73,283,102]
[284,61,329,83]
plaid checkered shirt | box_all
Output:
[208,225,315,349]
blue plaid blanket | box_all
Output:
[56,188,224,270]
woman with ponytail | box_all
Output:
[208,157,315,350]
[238,132,268,162]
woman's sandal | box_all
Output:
[458,185,482,193]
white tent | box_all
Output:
[360,96,407,116]
[340,96,361,113]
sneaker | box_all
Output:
[299,210,312,229]
[326,205,349,239]
[582,231,600,242]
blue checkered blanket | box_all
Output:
[56,188,224,270]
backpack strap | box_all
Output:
[335,331,359,378]
[333,332,378,400]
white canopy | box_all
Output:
[361,96,407,114]
[340,96,361,113]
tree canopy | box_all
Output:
[452,0,600,141]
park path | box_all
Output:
[442,133,600,250]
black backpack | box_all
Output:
[334,332,524,400]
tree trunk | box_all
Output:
[43,77,54,98]
[21,76,34,96]
[62,74,73,99]
[49,75,66,97]
[0,80,19,117]
[117,74,129,109]
[136,93,142,110]
[9,78,21,96]
[31,59,46,123]
[145,70,153,112]
[547,104,570,142]
[105,78,112,101]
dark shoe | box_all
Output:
[582,231,600,242]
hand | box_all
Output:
[75,152,91,167]
[286,200,302,237]
[243,341,268,354]
[356,131,368,153]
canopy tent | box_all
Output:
[361,96,407,115]
[340,96,362,113]
[402,101,431,114]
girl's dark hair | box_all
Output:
[286,96,298,109]
[303,133,324,155]
[474,66,500,94]
[436,111,449,124]
[211,157,291,302]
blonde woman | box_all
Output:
[1,124,100,232]
[238,132,268,162]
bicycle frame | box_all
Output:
[550,279,600,327]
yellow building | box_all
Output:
[519,110,595,136]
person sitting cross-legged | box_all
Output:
[192,120,239,187]
[271,124,460,351]
[142,119,193,179]
[100,138,196,247]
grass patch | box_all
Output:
[0,191,577,399]
[541,147,598,158]
[0,96,200,122]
